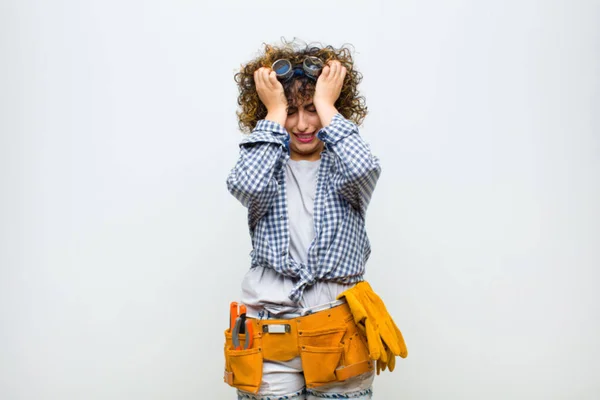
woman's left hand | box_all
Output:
[313,60,347,109]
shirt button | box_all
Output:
[279,214,285,219]
[281,251,286,256]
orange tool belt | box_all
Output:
[223,301,374,394]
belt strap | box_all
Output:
[277,298,347,319]
[335,360,374,381]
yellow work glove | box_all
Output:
[376,343,396,374]
[337,281,408,374]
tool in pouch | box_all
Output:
[230,302,254,350]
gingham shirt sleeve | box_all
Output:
[226,120,289,227]
[317,113,381,217]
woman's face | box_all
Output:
[284,99,324,161]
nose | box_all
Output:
[296,109,309,132]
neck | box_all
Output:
[290,151,321,161]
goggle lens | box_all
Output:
[272,57,324,82]
[272,59,294,81]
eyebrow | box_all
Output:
[287,104,315,111]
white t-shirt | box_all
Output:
[240,158,354,317]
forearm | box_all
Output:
[227,143,281,204]
[318,114,381,213]
[315,104,339,128]
[265,108,287,127]
[319,114,380,180]
[227,119,289,207]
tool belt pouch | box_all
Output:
[298,306,374,389]
[258,321,298,361]
[337,313,374,382]
[298,327,345,388]
[223,329,263,394]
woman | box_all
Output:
[224,40,407,400]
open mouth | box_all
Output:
[293,132,316,144]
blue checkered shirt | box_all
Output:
[227,113,381,302]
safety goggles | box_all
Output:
[272,56,325,82]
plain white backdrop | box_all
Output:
[1,0,599,399]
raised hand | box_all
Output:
[254,67,288,126]
[313,60,347,126]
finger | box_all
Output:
[260,68,270,87]
[334,61,343,78]
[333,66,345,90]
[268,70,279,90]
[379,343,389,363]
[255,68,266,90]
[390,319,408,354]
[329,61,338,79]
[387,350,396,372]
[366,322,382,360]
[339,66,347,83]
[335,62,344,79]
[261,68,271,89]
[320,65,330,80]
[385,319,407,356]
[265,69,277,91]
[381,326,402,356]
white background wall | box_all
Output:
[1,0,599,399]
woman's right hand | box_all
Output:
[254,67,287,125]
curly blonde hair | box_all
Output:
[234,39,368,133]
